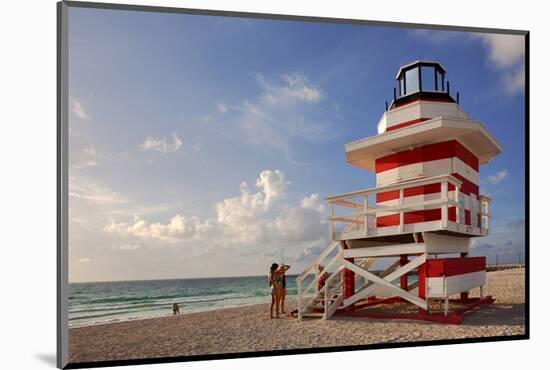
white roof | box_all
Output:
[345,117,502,172]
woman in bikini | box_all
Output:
[268,263,283,319]
[277,264,291,314]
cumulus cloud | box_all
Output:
[215,170,288,244]
[476,34,524,69]
[300,193,325,212]
[140,133,182,154]
[105,169,325,248]
[474,33,525,95]
[274,203,325,242]
[486,169,508,185]
[105,214,211,242]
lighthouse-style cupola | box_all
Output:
[296,61,503,324]
[394,60,452,107]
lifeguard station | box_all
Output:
[296,61,501,324]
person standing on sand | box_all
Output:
[277,264,291,314]
[172,303,180,316]
[268,263,282,319]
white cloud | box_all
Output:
[218,103,228,113]
[255,169,288,207]
[274,196,325,243]
[115,243,141,251]
[300,193,325,212]
[105,169,325,248]
[69,176,129,205]
[105,214,212,242]
[215,170,288,244]
[259,72,323,104]
[474,33,525,95]
[501,64,525,95]
[411,31,525,96]
[83,146,96,157]
[140,133,182,153]
[487,169,508,185]
[71,99,89,120]
[237,73,334,157]
[476,34,524,69]
[72,146,99,169]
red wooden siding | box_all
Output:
[425,257,486,278]
[376,207,457,227]
[375,140,479,173]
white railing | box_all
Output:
[326,174,465,239]
[480,194,491,233]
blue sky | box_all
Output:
[68,7,526,282]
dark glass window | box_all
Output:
[421,66,435,91]
[399,78,404,96]
[405,67,419,94]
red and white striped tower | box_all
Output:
[297,61,501,323]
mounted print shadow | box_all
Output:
[57,1,529,368]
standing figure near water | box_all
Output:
[172,303,180,316]
[278,264,291,314]
[268,263,283,319]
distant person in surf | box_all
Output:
[277,264,291,314]
[172,303,180,316]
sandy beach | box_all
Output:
[69,268,526,364]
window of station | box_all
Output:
[405,68,419,94]
[396,63,447,97]
[421,66,436,91]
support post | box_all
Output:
[398,189,404,233]
[328,202,334,241]
[460,252,469,303]
[399,254,408,291]
[341,240,355,313]
[455,187,460,221]
[444,297,449,316]
[418,258,428,315]
[441,181,448,228]
[363,196,368,234]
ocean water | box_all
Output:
[68,275,310,327]
[69,273,418,327]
